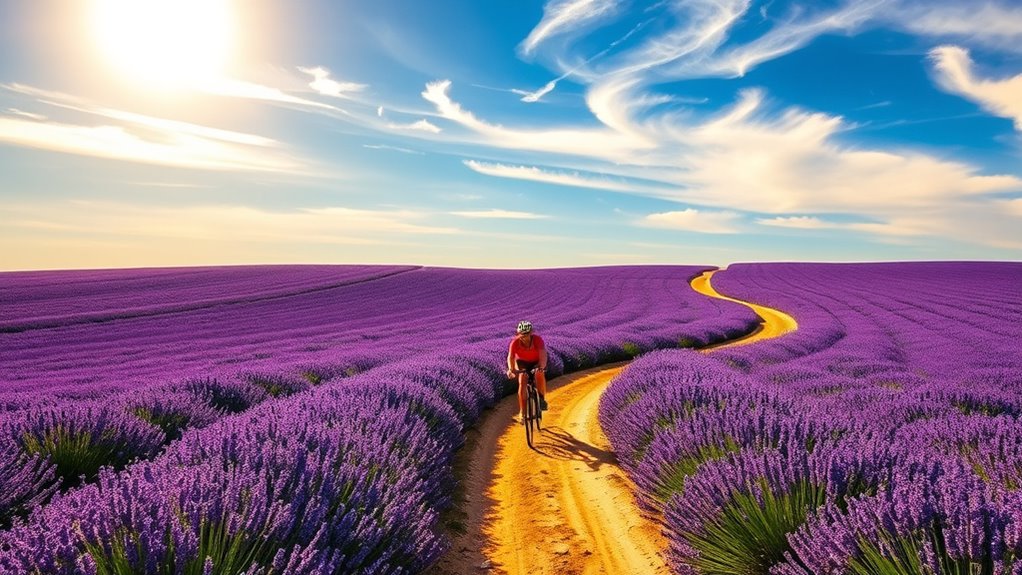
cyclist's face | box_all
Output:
[517,332,531,341]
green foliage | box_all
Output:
[131,407,187,442]
[684,479,827,575]
[678,337,697,348]
[622,390,644,407]
[846,523,1004,575]
[621,342,641,357]
[21,429,121,488]
[953,400,1007,417]
[654,437,741,504]
[300,370,324,385]
[247,376,289,397]
[82,520,278,575]
[876,380,904,391]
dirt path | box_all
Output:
[690,270,797,346]
[425,270,796,575]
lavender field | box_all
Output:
[0,264,759,574]
[601,261,1022,574]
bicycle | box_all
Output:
[511,367,543,448]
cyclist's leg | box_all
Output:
[515,359,534,417]
[536,370,549,409]
[517,372,527,416]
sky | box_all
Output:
[1,0,1021,271]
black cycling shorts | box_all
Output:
[516,359,539,371]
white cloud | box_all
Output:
[422,80,650,156]
[439,82,1021,251]
[0,115,302,173]
[422,80,492,133]
[5,108,46,121]
[1,200,458,245]
[0,84,312,172]
[756,216,835,229]
[519,0,617,56]
[930,45,1022,130]
[641,209,742,234]
[894,2,1022,53]
[515,79,558,103]
[696,1,880,78]
[202,77,340,110]
[298,66,368,98]
[672,90,1021,213]
[363,144,424,154]
[388,119,441,133]
[450,209,549,219]
[463,160,661,194]
[0,201,466,270]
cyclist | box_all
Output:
[506,320,548,421]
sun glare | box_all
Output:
[91,0,234,90]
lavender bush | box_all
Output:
[0,264,760,573]
[5,403,165,489]
[601,261,1022,574]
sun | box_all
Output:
[91,0,235,90]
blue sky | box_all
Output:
[1,0,1021,270]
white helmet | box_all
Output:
[516,320,533,334]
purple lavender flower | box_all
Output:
[5,403,164,489]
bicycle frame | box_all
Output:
[511,367,543,448]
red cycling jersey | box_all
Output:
[509,334,545,362]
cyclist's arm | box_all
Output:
[539,340,548,370]
[507,339,517,373]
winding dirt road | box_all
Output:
[426,270,797,575]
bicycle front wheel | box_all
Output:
[524,395,535,447]
[526,390,540,448]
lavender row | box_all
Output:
[0,269,756,528]
[0,265,418,332]
[0,265,760,572]
[0,350,484,574]
[600,261,1022,574]
[0,265,758,400]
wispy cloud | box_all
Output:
[519,0,617,56]
[422,80,650,156]
[446,76,1021,250]
[640,208,742,234]
[756,216,836,229]
[298,66,368,98]
[0,84,305,172]
[2,200,459,244]
[893,2,1022,53]
[514,79,558,103]
[4,107,46,121]
[930,45,1022,130]
[0,116,302,173]
[387,119,442,133]
[463,160,661,194]
[363,143,424,154]
[202,78,340,110]
[856,101,892,111]
[450,209,550,219]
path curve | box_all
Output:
[425,269,796,575]
[691,270,797,348]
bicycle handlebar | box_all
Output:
[509,367,545,376]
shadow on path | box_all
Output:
[531,426,618,472]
